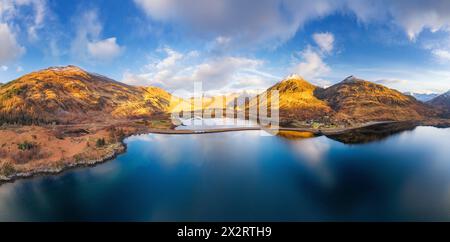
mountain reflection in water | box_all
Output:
[0,126,449,221]
[325,122,418,144]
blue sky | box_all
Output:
[1,0,450,94]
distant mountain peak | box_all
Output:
[284,74,304,81]
[0,65,176,124]
[430,90,450,100]
[404,92,439,102]
[428,90,450,117]
[315,75,436,122]
[443,90,450,98]
[342,75,361,83]
[271,75,316,93]
[46,65,84,72]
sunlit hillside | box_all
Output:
[248,74,333,122]
[315,76,435,123]
[0,66,443,126]
[0,66,183,124]
[428,91,450,118]
[247,74,437,126]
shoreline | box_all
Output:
[0,143,126,185]
[1,120,449,185]
[146,121,398,135]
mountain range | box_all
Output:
[0,66,185,124]
[0,66,448,126]
[427,91,450,118]
[314,76,435,123]
[249,75,440,126]
[403,92,439,102]
[1,65,449,181]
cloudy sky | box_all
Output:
[1,0,450,94]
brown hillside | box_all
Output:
[248,74,333,122]
[315,76,434,122]
[0,67,441,126]
[0,66,174,124]
[427,91,450,118]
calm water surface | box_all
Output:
[175,117,259,130]
[0,126,450,221]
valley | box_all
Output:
[0,66,449,182]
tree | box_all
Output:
[17,141,35,151]
[96,138,106,147]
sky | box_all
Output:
[1,0,450,95]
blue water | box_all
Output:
[0,126,450,221]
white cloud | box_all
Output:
[215,36,231,46]
[133,0,178,20]
[1,65,8,71]
[187,50,200,58]
[71,10,101,60]
[134,0,450,45]
[26,0,47,40]
[291,46,330,82]
[391,1,450,41]
[0,1,45,64]
[123,47,188,87]
[123,47,275,92]
[18,0,47,40]
[343,66,450,93]
[190,56,265,90]
[313,32,334,53]
[132,47,185,87]
[87,37,123,61]
[149,47,183,71]
[71,10,124,62]
[134,0,337,47]
[289,32,335,85]
[0,23,25,64]
[347,0,450,41]
[375,79,408,85]
[432,49,450,61]
[121,70,148,86]
[0,0,48,40]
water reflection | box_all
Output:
[0,127,449,221]
[326,122,418,144]
[286,137,334,187]
[176,117,259,130]
[276,131,316,140]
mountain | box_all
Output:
[404,92,439,102]
[0,66,176,124]
[247,74,333,122]
[188,92,252,111]
[249,75,436,125]
[427,91,450,117]
[315,76,433,123]
[0,67,443,126]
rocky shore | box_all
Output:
[0,143,125,184]
[1,119,449,185]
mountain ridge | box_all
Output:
[0,66,448,181]
[403,92,439,102]
[427,90,450,118]
[0,66,175,124]
[247,74,437,126]
[247,75,333,123]
[0,66,444,126]
[314,75,434,123]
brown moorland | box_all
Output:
[0,66,448,182]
